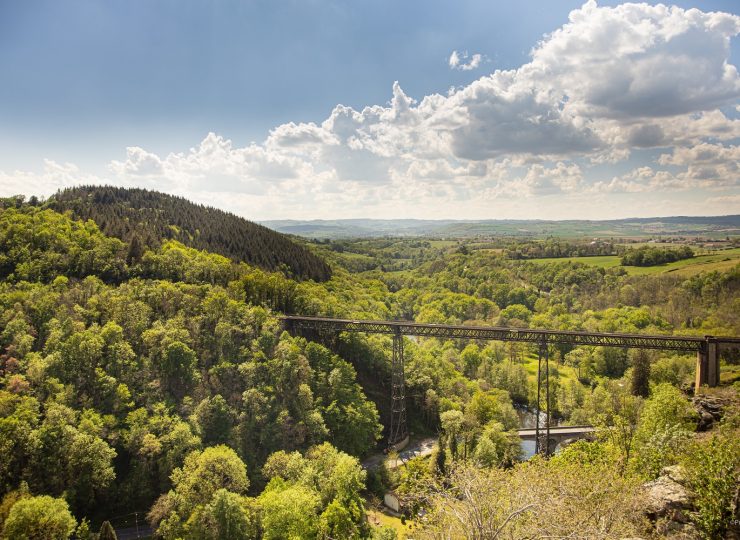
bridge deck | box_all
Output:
[282,315,740,352]
[517,425,596,439]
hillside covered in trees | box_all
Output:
[48,186,332,282]
[0,196,738,539]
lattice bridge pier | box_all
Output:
[282,316,740,454]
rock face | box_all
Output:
[692,395,729,431]
[661,465,687,485]
[644,476,692,522]
[643,466,699,539]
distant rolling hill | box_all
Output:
[262,216,740,239]
[50,186,331,281]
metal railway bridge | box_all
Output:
[282,316,740,455]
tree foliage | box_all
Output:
[0,195,738,538]
[186,489,256,540]
[98,520,117,540]
[2,495,76,540]
[621,245,694,267]
[681,424,740,539]
[631,383,697,479]
[415,459,647,539]
[50,186,331,281]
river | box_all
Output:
[361,406,562,471]
[515,406,560,459]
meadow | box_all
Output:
[526,247,740,277]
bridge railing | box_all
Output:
[282,315,740,352]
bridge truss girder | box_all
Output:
[282,316,722,352]
[281,316,739,450]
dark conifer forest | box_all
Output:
[49,186,332,282]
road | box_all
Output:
[113,525,154,540]
[362,437,437,470]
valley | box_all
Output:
[0,189,738,539]
[3,1,740,537]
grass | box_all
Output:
[626,248,740,276]
[720,364,740,385]
[334,251,377,264]
[367,508,415,538]
[527,255,622,269]
[518,352,580,386]
[663,256,740,277]
[428,240,459,248]
[526,248,740,277]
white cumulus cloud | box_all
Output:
[449,50,484,71]
[1,1,739,220]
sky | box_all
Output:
[0,0,739,221]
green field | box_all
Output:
[528,255,622,268]
[527,248,740,276]
[520,353,580,386]
[428,240,459,248]
[367,509,415,538]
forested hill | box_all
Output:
[0,196,739,538]
[49,186,331,281]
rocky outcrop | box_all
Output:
[692,395,729,431]
[643,466,699,539]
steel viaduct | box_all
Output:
[281,316,740,455]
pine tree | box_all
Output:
[631,349,651,398]
[449,434,458,461]
[126,235,144,265]
[98,520,118,540]
[434,436,447,476]
[76,518,92,540]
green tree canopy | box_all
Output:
[186,489,256,540]
[2,495,76,540]
[172,445,249,509]
[258,480,321,540]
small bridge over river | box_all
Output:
[282,316,740,455]
[518,425,596,450]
